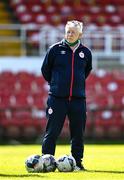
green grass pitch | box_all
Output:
[0,144,124,180]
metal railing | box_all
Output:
[0,24,124,68]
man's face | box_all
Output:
[65,27,81,43]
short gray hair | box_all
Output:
[65,20,83,34]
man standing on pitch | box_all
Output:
[41,20,92,170]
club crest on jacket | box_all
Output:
[48,107,53,114]
[79,51,84,58]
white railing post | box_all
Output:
[39,29,46,57]
[20,25,27,56]
[104,33,112,55]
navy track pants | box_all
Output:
[42,95,86,162]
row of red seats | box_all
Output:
[86,118,124,139]
[86,70,124,109]
[1,106,124,122]
[1,70,124,85]
[0,115,124,140]
[13,13,123,27]
[8,0,124,48]
[0,70,124,140]
[0,92,47,109]
[0,71,48,109]
[0,117,46,140]
[0,117,70,140]
[8,0,124,50]
[10,0,124,7]
[0,71,47,93]
[9,0,124,26]
[1,92,123,113]
[0,70,124,109]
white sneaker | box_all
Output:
[74,165,85,171]
[74,166,82,171]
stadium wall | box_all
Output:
[0,57,43,74]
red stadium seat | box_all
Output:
[112,95,124,108]
[10,92,33,108]
[31,92,46,109]
[0,91,13,108]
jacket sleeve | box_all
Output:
[85,50,92,79]
[41,47,54,82]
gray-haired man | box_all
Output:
[41,20,92,170]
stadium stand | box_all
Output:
[8,0,124,26]
[0,0,124,141]
[0,0,123,57]
[0,70,124,141]
[7,0,124,50]
[0,71,47,141]
[86,69,124,139]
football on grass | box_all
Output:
[25,154,43,173]
[42,154,56,172]
[56,155,76,172]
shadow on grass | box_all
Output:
[0,173,46,178]
[86,169,124,174]
[1,170,124,177]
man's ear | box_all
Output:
[79,33,83,39]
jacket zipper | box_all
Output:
[69,52,74,101]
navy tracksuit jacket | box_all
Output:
[41,39,92,163]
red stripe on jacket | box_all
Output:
[69,52,74,100]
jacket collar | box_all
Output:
[60,39,83,49]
